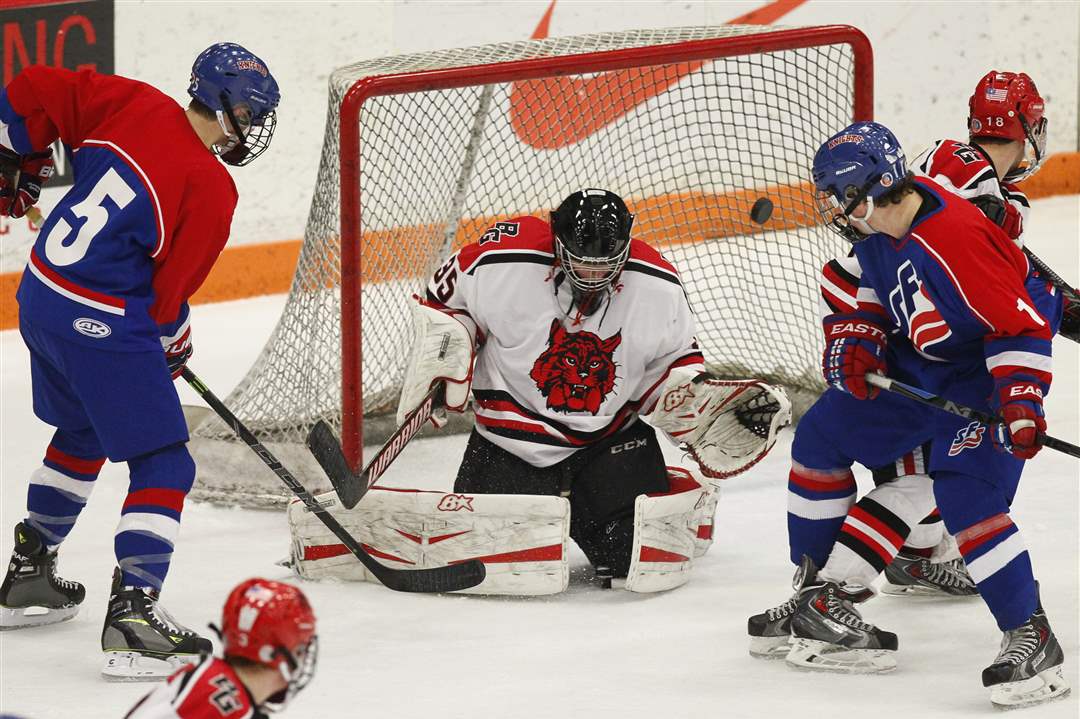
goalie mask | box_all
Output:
[551,189,634,316]
[812,122,908,244]
[968,71,1048,183]
[221,578,317,713]
[189,42,281,166]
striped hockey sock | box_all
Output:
[25,429,105,549]
[114,444,195,590]
[786,462,856,568]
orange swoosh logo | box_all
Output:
[510,0,808,150]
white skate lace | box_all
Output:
[44,554,79,593]
[922,558,974,588]
[765,596,798,622]
[825,589,876,632]
[995,624,1040,666]
[133,590,196,638]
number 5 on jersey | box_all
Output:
[44,167,136,266]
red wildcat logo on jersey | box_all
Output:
[530,319,621,414]
[949,421,986,456]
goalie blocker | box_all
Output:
[288,467,718,595]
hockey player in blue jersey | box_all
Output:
[0,44,280,680]
[748,121,1067,709]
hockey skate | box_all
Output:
[0,522,85,630]
[882,552,977,597]
[785,558,897,674]
[982,603,1070,709]
[747,555,815,659]
[101,568,211,681]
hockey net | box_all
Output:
[189,24,872,506]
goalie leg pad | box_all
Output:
[624,472,710,593]
[288,487,569,596]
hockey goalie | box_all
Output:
[290,189,790,594]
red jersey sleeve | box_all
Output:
[3,65,101,152]
[150,172,237,326]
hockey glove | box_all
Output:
[649,369,792,479]
[0,146,54,219]
[396,298,476,428]
[822,313,888,399]
[162,327,193,380]
[991,376,1046,460]
[1060,292,1080,344]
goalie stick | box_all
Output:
[306,382,444,510]
[181,368,484,592]
[865,373,1080,459]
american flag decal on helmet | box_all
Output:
[985,87,1009,102]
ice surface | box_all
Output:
[1,197,1076,718]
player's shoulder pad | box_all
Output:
[916,138,997,191]
[457,215,554,274]
[910,177,1019,268]
[622,239,681,286]
[173,657,254,718]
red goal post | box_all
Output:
[189,24,872,506]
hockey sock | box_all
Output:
[114,443,195,590]
[902,508,944,554]
[821,473,934,586]
[934,471,1037,630]
[25,427,105,549]
[786,461,856,568]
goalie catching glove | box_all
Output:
[649,368,792,479]
[396,297,477,428]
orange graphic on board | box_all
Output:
[509,0,809,150]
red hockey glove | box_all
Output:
[991,377,1046,460]
[163,327,193,380]
[0,146,54,219]
[822,313,888,399]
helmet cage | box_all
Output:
[815,181,875,244]
[262,635,319,713]
[215,93,277,167]
[1005,113,1048,183]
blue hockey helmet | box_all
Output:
[188,43,280,166]
[812,122,907,242]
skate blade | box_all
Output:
[990,665,1071,710]
[880,581,977,598]
[101,650,201,682]
[785,637,897,674]
[748,635,792,659]
[0,603,79,630]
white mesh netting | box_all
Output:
[189,25,861,506]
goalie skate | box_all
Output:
[786,559,897,674]
[0,522,84,630]
[882,552,977,597]
[982,604,1070,710]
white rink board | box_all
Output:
[0,196,1077,717]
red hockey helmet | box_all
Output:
[221,578,317,712]
[968,71,1048,181]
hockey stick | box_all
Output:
[865,374,1080,459]
[181,368,484,592]
[306,383,445,510]
[1025,248,1078,303]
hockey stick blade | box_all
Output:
[182,368,485,592]
[305,383,444,510]
[306,420,363,509]
[866,374,1080,459]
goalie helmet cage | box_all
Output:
[189,24,872,507]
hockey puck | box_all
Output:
[750,197,774,225]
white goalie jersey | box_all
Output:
[425,215,706,467]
